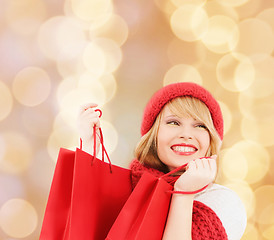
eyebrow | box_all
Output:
[163,114,178,119]
[164,114,200,122]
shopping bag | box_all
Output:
[40,109,132,240]
[39,148,75,240]
[106,160,209,240]
[67,148,132,240]
[106,171,173,240]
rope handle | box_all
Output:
[161,157,212,195]
[169,184,209,195]
[80,109,112,173]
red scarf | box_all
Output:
[130,159,228,240]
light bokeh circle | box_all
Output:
[0,132,33,174]
[38,16,87,60]
[47,124,78,162]
[238,92,274,121]
[216,53,255,92]
[57,81,106,127]
[12,67,51,106]
[240,55,274,99]
[163,64,203,85]
[220,140,270,184]
[201,15,239,53]
[0,198,38,238]
[170,4,208,42]
[82,41,106,77]
[71,0,113,22]
[233,140,270,184]
[92,38,122,74]
[241,117,274,147]
[89,14,129,47]
[220,147,248,181]
[235,18,274,57]
[257,8,274,33]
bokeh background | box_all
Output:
[0,0,274,239]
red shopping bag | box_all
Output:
[67,148,132,240]
[39,148,75,240]
[106,161,209,240]
[40,110,132,240]
[106,171,173,240]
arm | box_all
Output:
[163,156,217,240]
[77,103,101,156]
[163,194,195,240]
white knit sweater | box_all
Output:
[194,184,247,240]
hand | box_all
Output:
[77,103,101,155]
[174,155,217,193]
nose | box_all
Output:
[179,126,193,139]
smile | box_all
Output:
[171,144,197,155]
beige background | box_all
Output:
[0,0,274,239]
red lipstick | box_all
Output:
[171,143,197,156]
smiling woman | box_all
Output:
[135,84,222,174]
[78,82,247,240]
[129,82,246,239]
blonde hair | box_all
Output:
[135,96,222,173]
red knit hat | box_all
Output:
[141,82,224,140]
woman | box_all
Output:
[78,82,247,240]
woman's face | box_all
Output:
[157,105,210,170]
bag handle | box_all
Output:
[161,157,211,195]
[80,109,112,173]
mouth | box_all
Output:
[171,144,197,156]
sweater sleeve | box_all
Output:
[194,184,247,240]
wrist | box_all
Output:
[173,183,191,192]
[172,192,195,199]
[173,184,209,195]
[172,187,196,197]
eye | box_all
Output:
[196,123,207,130]
[167,120,180,126]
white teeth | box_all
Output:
[172,146,196,152]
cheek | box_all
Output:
[156,126,168,145]
[156,132,166,150]
[201,131,211,149]
[156,127,171,157]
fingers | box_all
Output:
[199,156,217,181]
[78,103,101,125]
[206,155,217,173]
[79,103,98,114]
[209,157,217,180]
[82,111,101,129]
[175,155,218,192]
[77,103,101,140]
[82,107,101,118]
[186,156,217,180]
[186,160,196,171]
